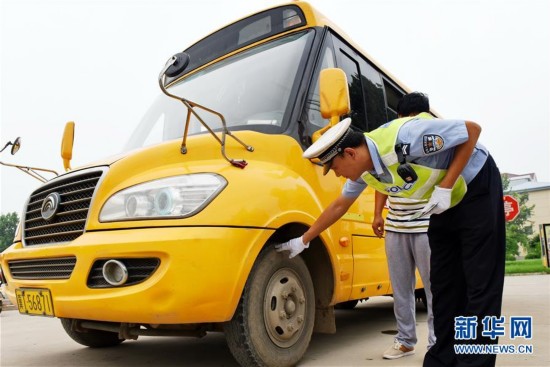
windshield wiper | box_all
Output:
[158,52,254,168]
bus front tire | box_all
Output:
[224,247,315,367]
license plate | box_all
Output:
[15,288,55,317]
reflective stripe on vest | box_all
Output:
[362,114,467,207]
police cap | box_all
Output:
[303,118,354,175]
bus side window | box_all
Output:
[337,50,367,132]
[383,78,405,122]
[358,59,386,131]
[303,45,336,130]
[327,34,368,132]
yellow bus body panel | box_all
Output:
[1,131,382,321]
[3,227,271,323]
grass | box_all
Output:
[505,259,550,275]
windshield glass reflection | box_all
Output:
[125,31,313,151]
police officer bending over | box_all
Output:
[276,108,505,367]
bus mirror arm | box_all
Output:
[0,161,58,183]
[1,137,58,182]
[157,53,254,169]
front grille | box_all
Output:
[87,258,160,288]
[8,257,77,279]
[23,169,104,246]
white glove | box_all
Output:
[275,236,309,259]
[411,186,452,219]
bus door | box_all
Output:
[331,34,393,298]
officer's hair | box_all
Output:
[341,128,367,149]
[397,92,429,116]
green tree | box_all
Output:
[0,212,19,252]
[526,234,542,259]
[502,176,535,260]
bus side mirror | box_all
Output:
[1,137,21,155]
[0,137,21,155]
[11,137,21,155]
[159,52,190,89]
[61,121,75,172]
[313,68,350,142]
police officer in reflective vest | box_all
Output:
[276,114,505,367]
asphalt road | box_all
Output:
[1,274,548,367]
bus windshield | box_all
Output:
[125,30,313,151]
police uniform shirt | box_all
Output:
[342,118,489,198]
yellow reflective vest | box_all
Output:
[362,114,467,208]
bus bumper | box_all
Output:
[0,226,272,324]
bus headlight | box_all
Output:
[99,173,227,221]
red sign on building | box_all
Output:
[503,195,520,222]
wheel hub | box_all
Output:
[284,299,296,315]
[264,268,307,347]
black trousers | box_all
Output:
[423,155,505,367]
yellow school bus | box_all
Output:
[0,2,431,366]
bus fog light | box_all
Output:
[102,260,128,286]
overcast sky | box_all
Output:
[1,0,549,215]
